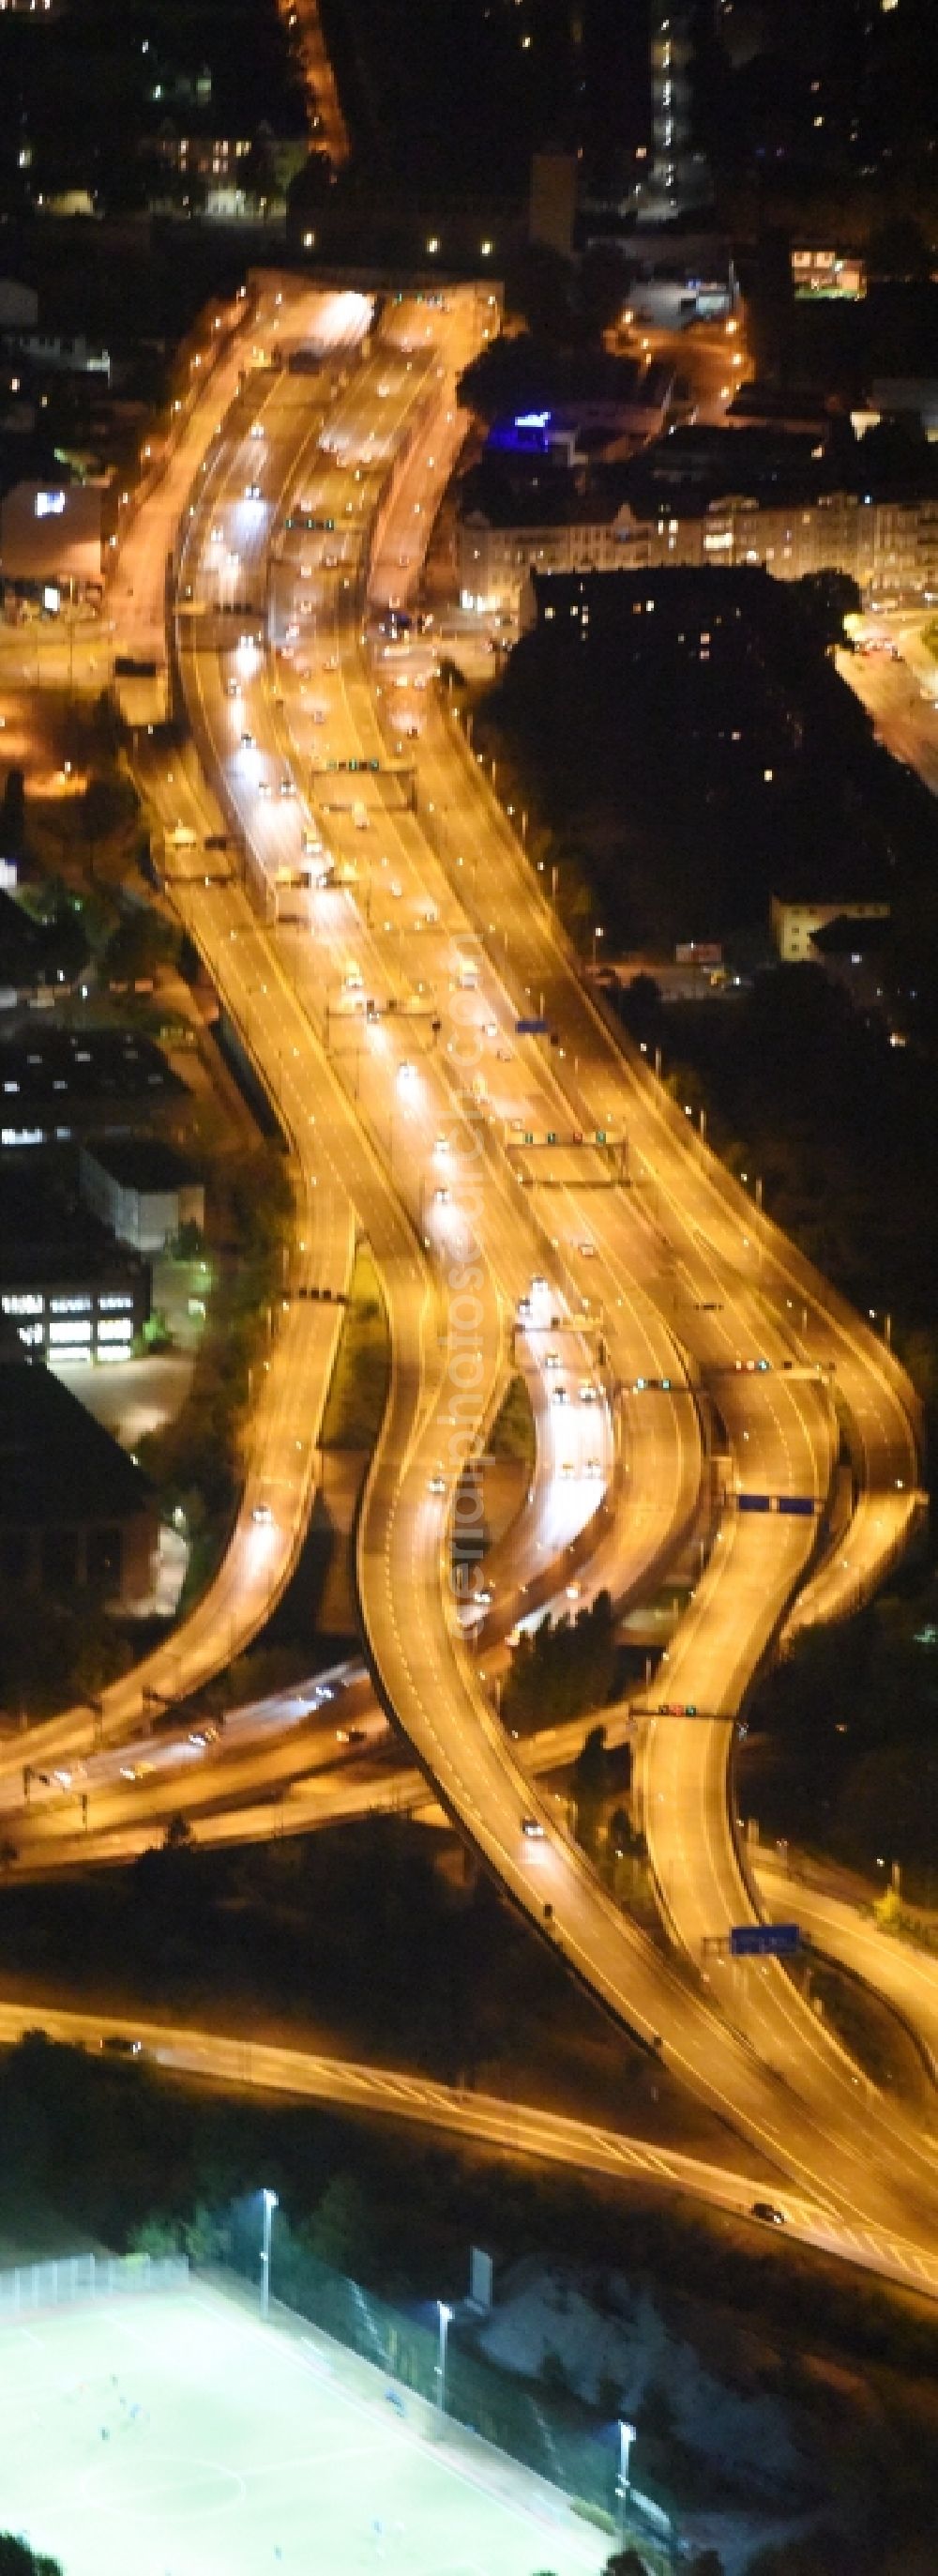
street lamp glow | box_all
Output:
[260,2187,279,2320]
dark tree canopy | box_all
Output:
[503,1593,616,1735]
[0,769,26,857]
[0,2539,64,2575]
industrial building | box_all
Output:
[0,1165,150,1364]
[0,1024,187,1151]
[0,476,103,605]
[0,1331,158,1600]
[80,1136,204,1254]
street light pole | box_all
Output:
[436,2300,452,2416]
[617,2418,636,2546]
[260,2187,278,2319]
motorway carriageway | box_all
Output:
[392,556,926,2160]
[8,274,932,2275]
[174,285,703,1652]
[17,1676,938,2174]
[152,281,800,2195]
[2,1993,938,2307]
[0,280,364,1801]
[306,314,934,2204]
[173,276,938,2263]
[14,1669,938,2179]
[94,267,936,2266]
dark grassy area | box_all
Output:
[0,1821,700,2144]
[489,1370,537,1468]
[614,968,938,1355]
[739,1568,938,1893]
[319,1245,389,1450]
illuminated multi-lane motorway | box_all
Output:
[1,272,934,2292]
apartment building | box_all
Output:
[461,430,938,619]
[770,894,891,966]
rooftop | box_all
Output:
[461,423,938,536]
[0,1348,155,1526]
[461,465,617,531]
[0,1025,186,1113]
[82,1136,199,1192]
[0,1165,147,1289]
[726,382,833,430]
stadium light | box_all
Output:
[436,2300,452,2416]
[261,2187,279,2320]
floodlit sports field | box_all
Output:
[0,2281,609,2576]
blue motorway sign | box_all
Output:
[730,1922,800,1959]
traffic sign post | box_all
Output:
[729,1922,800,1959]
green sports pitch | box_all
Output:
[0,2279,609,2576]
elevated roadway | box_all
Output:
[164,275,938,2254]
[0,285,369,1794]
[174,282,702,1652]
[1,1993,937,2303]
[11,272,933,2270]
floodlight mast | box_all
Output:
[617,2418,636,2545]
[436,2300,452,2415]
